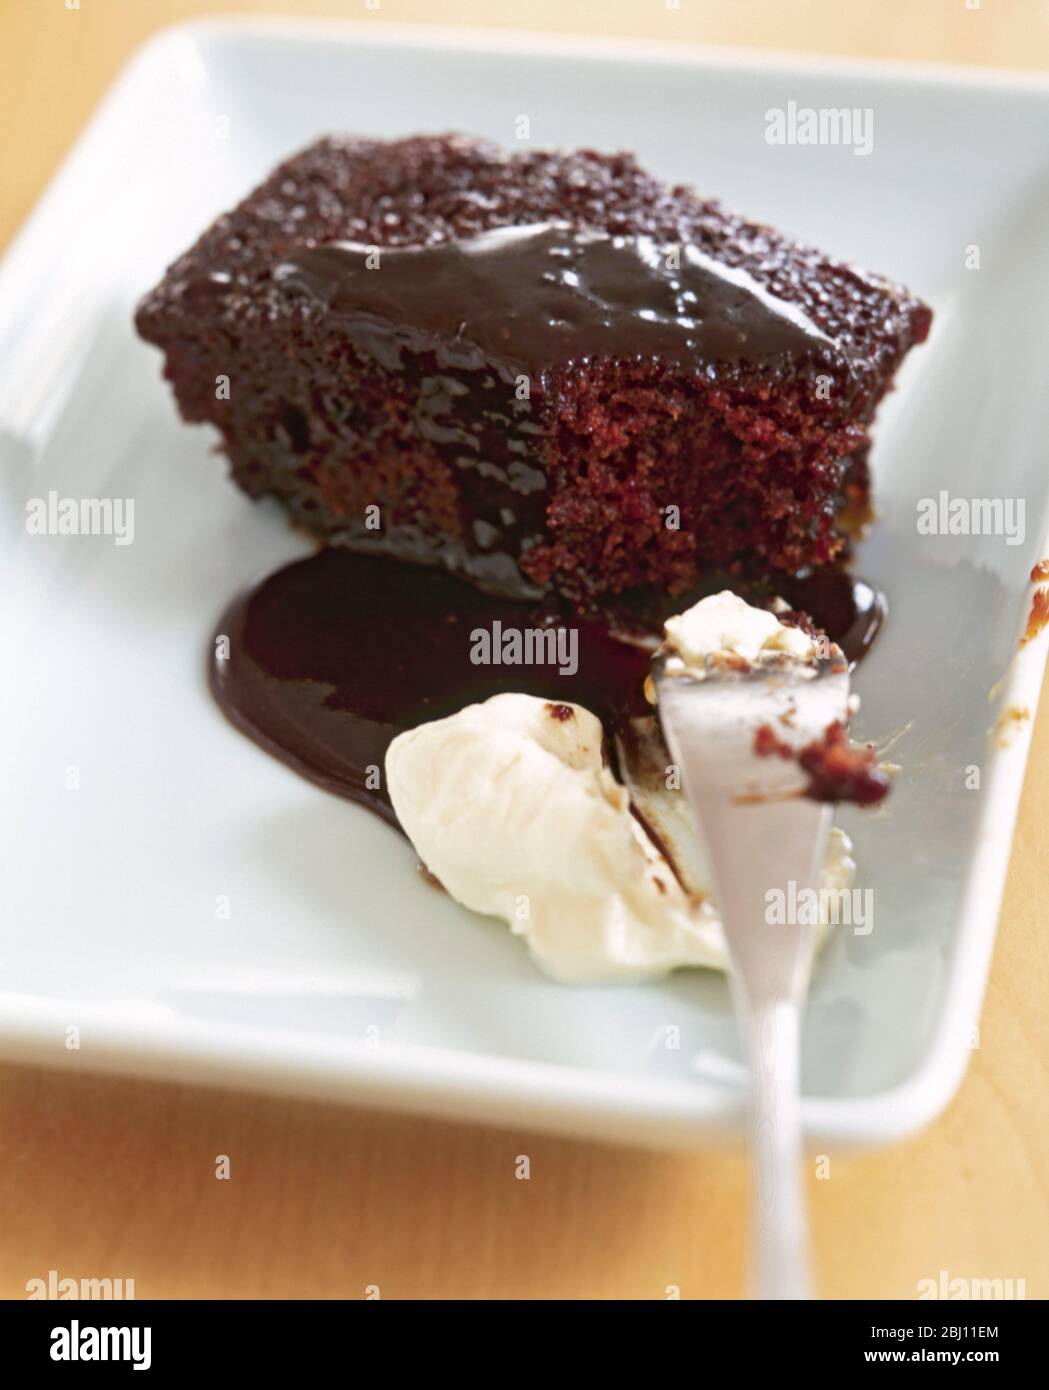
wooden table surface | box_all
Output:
[3,0,1049,1300]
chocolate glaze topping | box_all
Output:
[210,550,882,828]
[275,223,838,378]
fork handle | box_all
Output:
[747,997,812,1300]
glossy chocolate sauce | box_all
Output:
[210,549,883,827]
[275,223,836,376]
[779,571,885,669]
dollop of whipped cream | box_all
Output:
[386,688,853,984]
[663,589,819,668]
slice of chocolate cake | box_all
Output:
[135,134,931,605]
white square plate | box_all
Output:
[3,19,1049,1148]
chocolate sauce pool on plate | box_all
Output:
[210,550,883,826]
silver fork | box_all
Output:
[653,653,850,1300]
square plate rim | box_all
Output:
[2,16,1048,1151]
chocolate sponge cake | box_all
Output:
[135,134,931,605]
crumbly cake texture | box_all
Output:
[754,719,889,805]
[136,134,931,605]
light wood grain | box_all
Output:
[2,0,1048,1300]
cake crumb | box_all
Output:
[797,722,890,806]
[546,702,575,722]
[1021,588,1049,645]
[754,723,794,759]
[753,720,889,805]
